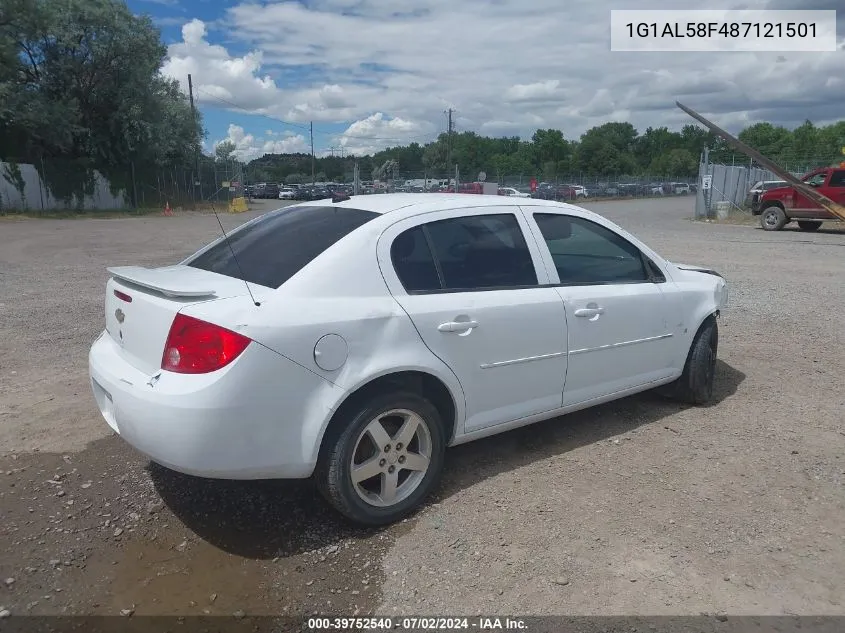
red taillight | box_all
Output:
[161,314,251,374]
[114,289,132,302]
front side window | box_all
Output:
[804,173,827,187]
[188,205,378,288]
[533,213,648,285]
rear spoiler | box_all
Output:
[107,266,217,298]
[676,102,845,222]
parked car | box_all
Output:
[498,187,531,198]
[294,186,331,201]
[747,179,787,213]
[533,184,578,201]
[89,193,728,526]
[253,183,280,199]
[570,185,588,198]
[756,167,845,231]
[671,182,691,195]
[278,188,296,200]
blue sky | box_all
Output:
[127,0,844,162]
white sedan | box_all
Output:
[497,187,531,198]
[278,187,295,199]
[89,194,728,525]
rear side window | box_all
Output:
[425,214,537,290]
[829,170,845,187]
[390,213,538,293]
[390,226,441,292]
[188,206,378,288]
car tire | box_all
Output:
[760,206,787,231]
[797,220,822,232]
[315,391,446,526]
[662,317,718,405]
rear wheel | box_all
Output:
[315,392,446,526]
[661,317,718,405]
[797,220,822,232]
[760,206,787,231]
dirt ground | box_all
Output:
[1,197,844,621]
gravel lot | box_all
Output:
[1,197,843,620]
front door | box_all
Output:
[524,210,677,405]
[792,170,831,218]
[378,208,568,433]
[557,283,674,404]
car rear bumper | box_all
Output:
[88,332,340,479]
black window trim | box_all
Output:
[531,211,665,288]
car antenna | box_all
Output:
[209,193,260,307]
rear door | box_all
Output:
[378,207,568,433]
[523,209,679,405]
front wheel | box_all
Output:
[315,392,446,526]
[797,220,822,232]
[760,206,787,231]
[662,318,718,405]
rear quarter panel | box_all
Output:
[182,222,467,462]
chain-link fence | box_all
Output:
[348,169,697,200]
[693,153,821,219]
[0,158,246,213]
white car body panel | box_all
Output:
[499,187,531,198]
[88,194,727,480]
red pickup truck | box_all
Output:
[757,166,845,231]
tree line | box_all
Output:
[247,118,845,185]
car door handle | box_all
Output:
[574,307,605,317]
[438,320,479,332]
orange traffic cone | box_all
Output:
[163,201,173,216]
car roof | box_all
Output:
[291,193,580,219]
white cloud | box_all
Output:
[504,80,562,103]
[214,124,309,161]
[161,0,845,155]
[337,112,430,155]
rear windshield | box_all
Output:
[187,205,378,288]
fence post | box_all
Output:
[130,161,138,209]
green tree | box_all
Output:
[577,123,639,176]
[215,141,237,162]
[737,122,791,160]
[648,148,698,176]
[0,0,203,201]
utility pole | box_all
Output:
[310,121,315,184]
[187,74,201,195]
[445,108,455,179]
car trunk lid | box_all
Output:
[104,265,263,375]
